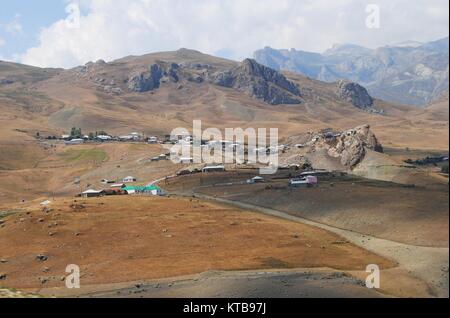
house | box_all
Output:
[130,132,141,140]
[247,176,265,183]
[289,176,318,187]
[101,179,116,184]
[289,178,310,188]
[159,154,167,160]
[110,183,126,189]
[179,157,193,164]
[104,189,126,196]
[148,136,158,144]
[123,185,162,196]
[300,170,329,177]
[81,189,105,198]
[202,165,225,173]
[119,135,134,141]
[123,176,137,183]
[65,138,84,145]
[97,135,112,141]
[61,134,70,140]
[151,156,160,162]
[252,176,265,183]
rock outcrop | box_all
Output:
[208,59,302,105]
[75,55,301,105]
[312,124,383,167]
[336,80,374,109]
[128,62,180,92]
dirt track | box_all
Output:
[181,193,449,298]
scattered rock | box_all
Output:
[35,254,48,262]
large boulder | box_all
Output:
[312,124,383,168]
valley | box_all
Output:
[0,48,448,298]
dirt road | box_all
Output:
[185,193,448,298]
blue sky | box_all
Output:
[0,0,448,68]
[0,1,69,59]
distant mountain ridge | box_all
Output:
[254,37,449,107]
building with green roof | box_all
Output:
[123,185,162,196]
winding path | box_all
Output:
[167,187,449,297]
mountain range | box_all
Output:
[254,37,449,107]
[0,48,448,168]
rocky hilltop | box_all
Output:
[282,124,384,170]
[75,54,301,105]
[208,59,301,105]
[336,80,374,109]
[317,124,383,167]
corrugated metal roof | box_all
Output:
[123,185,161,192]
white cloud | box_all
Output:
[19,0,449,68]
[4,14,23,35]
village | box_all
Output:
[63,128,330,199]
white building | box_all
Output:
[97,135,112,141]
[123,176,137,183]
[179,157,193,164]
[65,139,84,145]
[202,165,225,173]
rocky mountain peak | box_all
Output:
[336,80,374,109]
[125,57,302,105]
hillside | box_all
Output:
[1,49,446,144]
[1,49,448,190]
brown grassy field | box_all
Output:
[165,171,449,247]
[0,196,394,292]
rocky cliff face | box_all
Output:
[78,56,301,105]
[336,80,374,109]
[208,59,301,105]
[128,62,179,92]
[126,58,301,105]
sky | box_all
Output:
[0,0,448,68]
